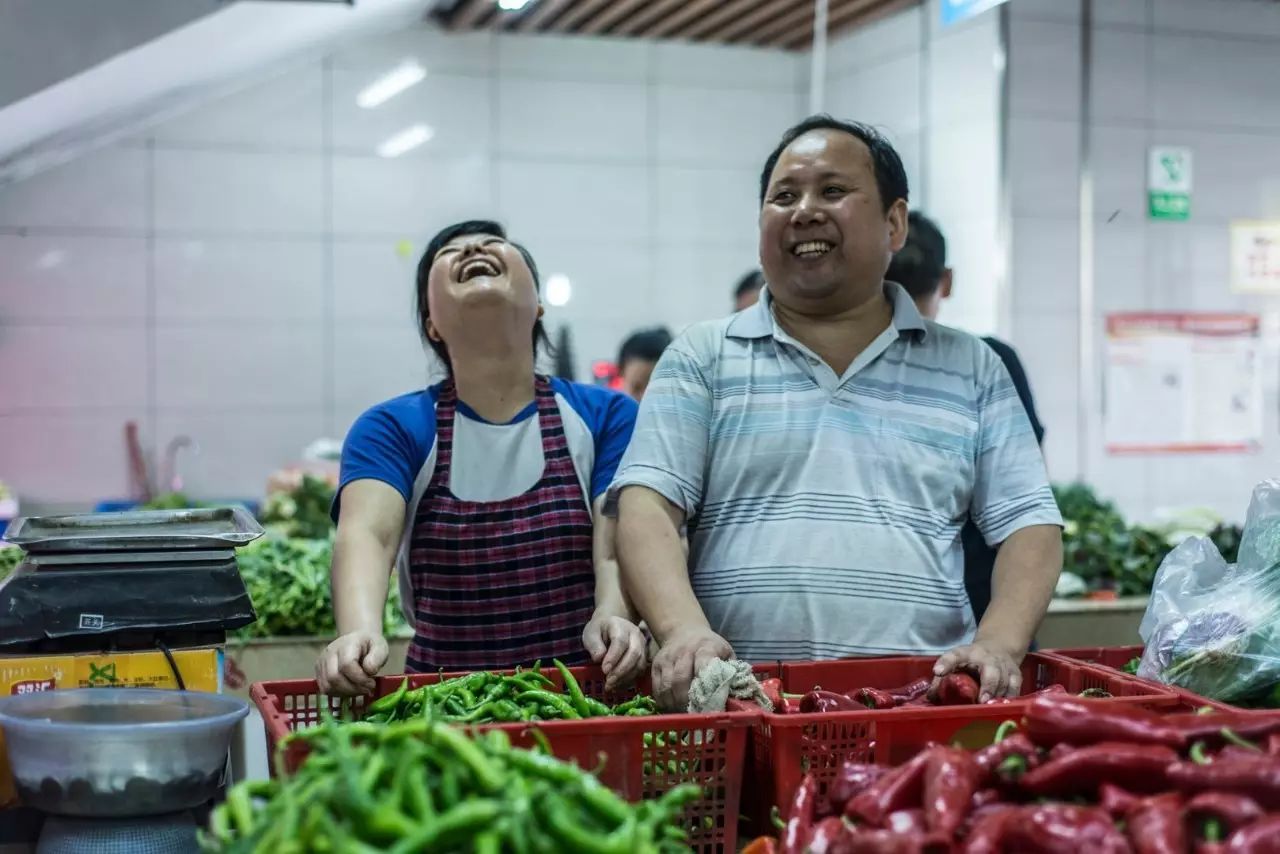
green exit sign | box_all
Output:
[1148,146,1192,221]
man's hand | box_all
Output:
[583,613,648,691]
[931,640,1023,703]
[316,630,389,696]
[651,627,734,711]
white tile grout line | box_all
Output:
[322,56,337,440]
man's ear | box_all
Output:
[888,199,909,252]
[940,268,954,300]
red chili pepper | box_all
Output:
[935,672,981,705]
[1048,742,1076,761]
[1223,814,1280,852]
[855,687,897,710]
[845,750,931,826]
[1126,792,1186,854]
[1027,683,1068,696]
[1164,711,1280,745]
[886,678,932,706]
[923,746,980,836]
[759,677,784,709]
[1024,694,1185,749]
[1017,741,1179,796]
[974,732,1041,783]
[961,805,1018,854]
[742,837,780,854]
[885,808,927,834]
[1268,733,1280,757]
[1002,804,1132,853]
[1217,745,1265,763]
[970,788,1001,809]
[1186,792,1263,836]
[801,689,862,714]
[1099,782,1140,818]
[1167,758,1280,809]
[828,762,889,813]
[782,775,818,854]
[1196,845,1226,854]
[807,816,850,854]
[842,829,950,854]
[781,696,804,714]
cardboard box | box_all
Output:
[0,647,222,810]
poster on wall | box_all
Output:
[1104,313,1262,454]
[1230,220,1280,294]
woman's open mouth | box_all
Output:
[459,257,501,281]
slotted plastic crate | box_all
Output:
[1042,644,1235,711]
[251,663,774,854]
[743,653,1182,833]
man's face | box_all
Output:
[619,358,657,401]
[758,129,907,312]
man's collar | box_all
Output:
[725,281,929,341]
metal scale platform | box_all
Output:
[0,507,262,853]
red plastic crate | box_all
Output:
[250,663,774,854]
[1042,644,1236,711]
[742,653,1182,832]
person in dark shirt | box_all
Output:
[886,212,1046,624]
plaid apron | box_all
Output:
[404,376,596,672]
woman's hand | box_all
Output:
[316,630,389,696]
[583,612,648,692]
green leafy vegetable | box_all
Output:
[234,534,404,640]
[259,474,336,539]
[1054,483,1173,596]
[0,546,22,583]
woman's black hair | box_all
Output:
[416,220,551,372]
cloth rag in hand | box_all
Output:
[686,658,772,713]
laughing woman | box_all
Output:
[317,220,646,696]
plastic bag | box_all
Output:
[1137,478,1280,702]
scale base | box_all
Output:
[37,811,198,854]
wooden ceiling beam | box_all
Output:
[576,0,647,34]
[641,0,731,39]
[610,0,689,36]
[751,0,873,46]
[775,0,909,49]
[446,0,496,30]
[555,0,618,31]
[684,0,772,41]
[715,0,801,44]
[515,0,577,31]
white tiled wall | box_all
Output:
[821,0,1003,335]
[0,25,804,506]
[1007,0,1280,524]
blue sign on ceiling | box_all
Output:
[940,0,1011,27]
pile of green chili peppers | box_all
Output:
[360,660,658,725]
[201,716,700,854]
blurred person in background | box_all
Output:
[616,327,674,401]
[318,220,645,696]
[612,116,1062,709]
[734,270,764,311]
[886,211,1046,627]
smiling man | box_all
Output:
[611,116,1064,710]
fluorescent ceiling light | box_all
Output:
[377,123,434,157]
[498,0,534,10]
[546,273,572,306]
[357,60,426,109]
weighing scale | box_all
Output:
[0,508,261,853]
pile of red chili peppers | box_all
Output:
[748,673,1104,714]
[745,693,1280,853]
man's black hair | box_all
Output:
[758,114,909,213]
[734,270,765,302]
[885,211,947,300]
[618,327,673,370]
[416,220,550,372]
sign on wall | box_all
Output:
[1230,220,1280,294]
[1104,313,1261,454]
[1148,146,1193,221]
[940,0,1010,27]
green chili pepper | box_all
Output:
[367,677,409,715]
[554,659,592,717]
[386,800,503,854]
[583,697,613,717]
[544,798,634,854]
[515,690,582,720]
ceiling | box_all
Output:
[434,0,919,50]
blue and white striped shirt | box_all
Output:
[609,283,1061,661]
